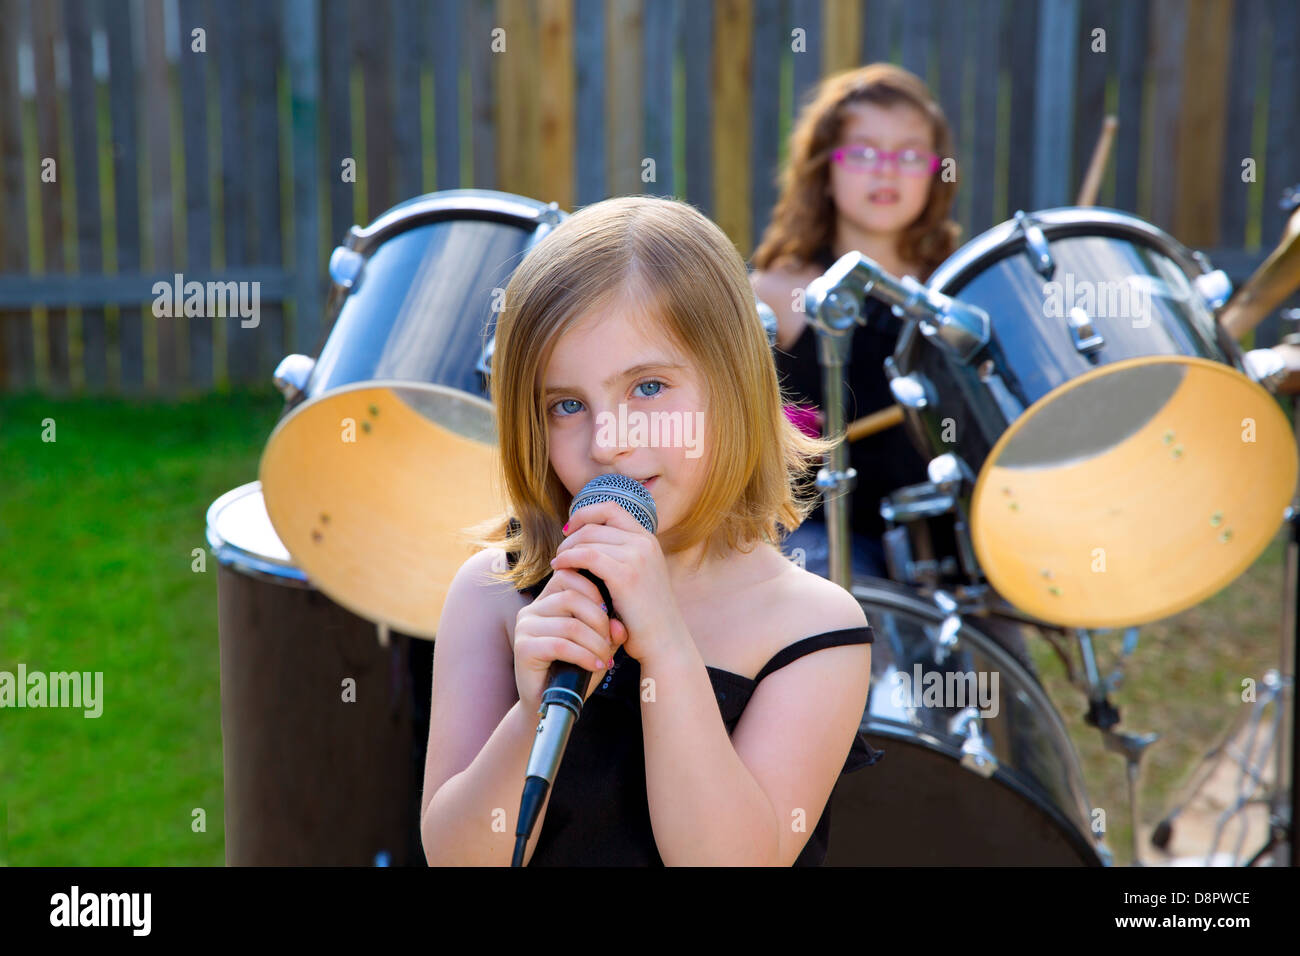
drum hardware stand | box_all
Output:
[1149,669,1289,866]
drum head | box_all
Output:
[260,382,504,639]
[206,481,307,585]
[971,355,1296,627]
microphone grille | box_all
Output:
[569,474,658,534]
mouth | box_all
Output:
[636,476,658,491]
[868,188,900,204]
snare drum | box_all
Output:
[260,190,566,638]
[886,208,1297,627]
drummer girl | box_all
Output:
[420,195,880,866]
[751,62,962,580]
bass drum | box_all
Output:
[208,481,433,866]
[826,577,1109,865]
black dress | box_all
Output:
[503,529,885,867]
[770,249,932,541]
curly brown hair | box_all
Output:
[752,63,961,279]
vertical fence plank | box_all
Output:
[681,0,710,215]
[217,0,256,385]
[642,0,675,199]
[32,0,68,389]
[177,0,212,390]
[1071,0,1109,201]
[750,0,781,245]
[106,0,143,390]
[390,0,425,203]
[65,0,106,390]
[247,1,283,382]
[0,0,31,390]
[861,0,897,66]
[496,0,539,197]
[1263,0,1298,247]
[144,0,179,391]
[1032,0,1079,210]
[285,0,323,356]
[1174,0,1231,247]
[355,0,393,219]
[321,0,353,246]
[714,0,752,254]
[938,0,966,171]
[789,0,822,120]
[1002,0,1039,219]
[1218,0,1263,249]
[605,0,641,197]
[573,0,603,205]
[538,0,574,208]
[824,0,860,75]
[900,0,933,83]
[1111,0,1146,214]
[467,0,497,190]
[1256,0,1299,347]
[430,0,461,192]
[968,0,999,232]
[1145,0,1185,232]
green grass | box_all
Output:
[0,389,283,865]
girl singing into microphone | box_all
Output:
[751,63,962,580]
[420,194,883,866]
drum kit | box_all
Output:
[206,185,1300,867]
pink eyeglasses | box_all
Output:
[831,145,941,175]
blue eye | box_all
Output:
[551,398,584,417]
[635,380,664,398]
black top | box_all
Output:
[771,249,931,539]
[503,533,884,867]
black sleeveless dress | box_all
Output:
[770,249,932,540]
[504,527,885,867]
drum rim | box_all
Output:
[344,189,564,257]
[850,575,1104,860]
[926,205,1209,298]
[205,481,311,586]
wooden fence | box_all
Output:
[0,0,1295,394]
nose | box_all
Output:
[588,405,632,466]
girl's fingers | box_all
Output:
[522,615,614,668]
[539,568,604,608]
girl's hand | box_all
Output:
[551,501,688,664]
[512,568,624,716]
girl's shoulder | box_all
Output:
[729,548,870,653]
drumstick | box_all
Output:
[846,404,905,442]
[1220,205,1300,339]
[1076,115,1118,207]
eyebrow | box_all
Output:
[543,361,685,397]
[844,136,930,148]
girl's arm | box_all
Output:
[420,548,555,866]
[638,586,870,866]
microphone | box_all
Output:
[511,474,658,865]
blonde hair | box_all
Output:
[465,194,837,591]
[752,62,961,279]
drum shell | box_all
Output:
[893,208,1246,474]
[827,577,1105,865]
[288,189,562,416]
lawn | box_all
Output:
[0,388,284,865]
